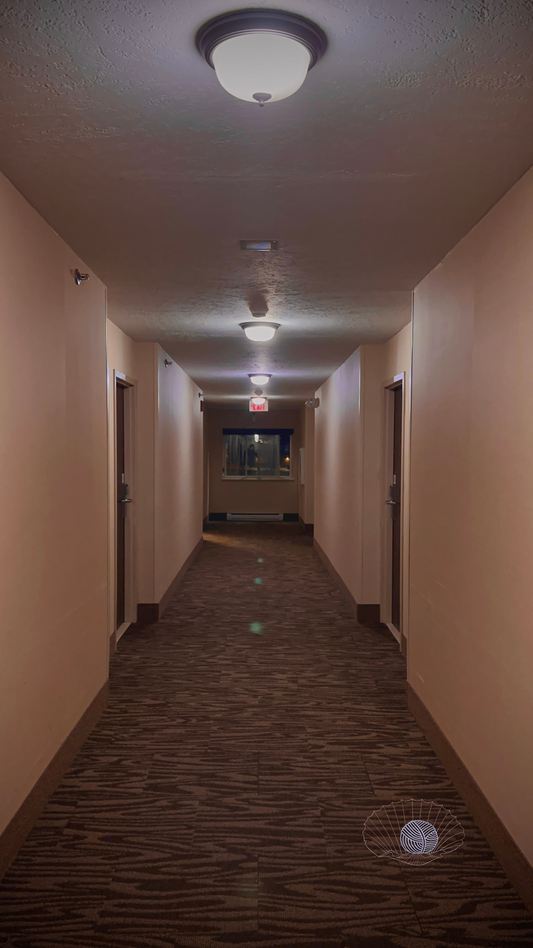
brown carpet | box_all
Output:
[1,523,532,948]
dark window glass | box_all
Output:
[223,433,291,478]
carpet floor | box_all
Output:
[1,523,532,948]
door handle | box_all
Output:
[119,498,133,503]
[385,500,396,505]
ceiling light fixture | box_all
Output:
[249,374,271,385]
[240,240,278,251]
[241,321,279,342]
[196,10,327,106]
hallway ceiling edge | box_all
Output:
[0,0,532,404]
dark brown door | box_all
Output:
[390,384,403,630]
[116,382,127,629]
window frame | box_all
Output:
[221,430,294,481]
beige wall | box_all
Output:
[410,166,533,868]
[0,171,108,838]
[207,408,301,515]
[361,345,387,603]
[134,343,157,603]
[203,402,209,521]
[154,347,204,601]
[314,330,412,611]
[299,405,315,525]
[315,348,363,599]
[106,336,203,610]
[315,345,393,604]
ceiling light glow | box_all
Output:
[196,10,327,106]
[249,374,271,385]
[241,321,279,342]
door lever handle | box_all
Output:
[385,499,396,505]
[119,498,133,503]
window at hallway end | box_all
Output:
[222,429,292,479]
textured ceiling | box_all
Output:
[1,0,532,404]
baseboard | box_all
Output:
[299,516,314,536]
[408,684,533,916]
[110,621,130,652]
[356,603,381,625]
[136,536,203,626]
[0,680,109,884]
[209,512,299,523]
[385,621,401,645]
[313,537,381,626]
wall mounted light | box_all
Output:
[241,321,279,342]
[74,268,89,285]
[249,373,271,385]
[196,10,327,106]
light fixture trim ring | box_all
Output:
[196,9,327,70]
[240,321,280,330]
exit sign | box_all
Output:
[249,397,268,412]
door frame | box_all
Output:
[380,372,406,649]
[112,371,137,646]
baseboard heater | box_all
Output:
[227,513,284,522]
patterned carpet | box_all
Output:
[1,523,532,948]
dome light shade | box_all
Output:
[196,10,327,106]
[241,322,279,342]
[249,374,271,385]
[212,33,310,104]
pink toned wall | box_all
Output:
[315,333,412,613]
[299,405,315,525]
[361,345,387,603]
[0,171,108,838]
[154,346,203,602]
[203,406,209,522]
[106,335,204,610]
[411,167,533,868]
[207,408,301,515]
[315,348,364,599]
[315,345,395,605]
[133,343,157,603]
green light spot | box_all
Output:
[250,622,263,634]
[254,577,263,585]
[258,557,264,563]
